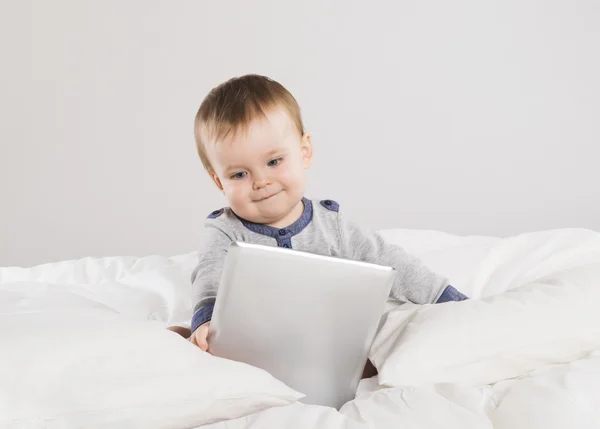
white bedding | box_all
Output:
[2,228,600,428]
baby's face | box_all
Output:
[206,108,313,225]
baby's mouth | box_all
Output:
[256,191,281,202]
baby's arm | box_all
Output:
[337,209,467,304]
[190,222,233,348]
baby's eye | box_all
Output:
[267,158,283,167]
[231,172,247,180]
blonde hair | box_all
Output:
[194,74,305,172]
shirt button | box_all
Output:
[278,229,287,236]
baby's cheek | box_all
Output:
[228,192,245,209]
[286,168,306,190]
[280,163,304,182]
[221,186,239,206]
[228,188,254,216]
[224,181,245,197]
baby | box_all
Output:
[188,74,467,352]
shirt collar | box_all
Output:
[235,197,313,239]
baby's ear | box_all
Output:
[209,171,224,191]
[301,132,314,168]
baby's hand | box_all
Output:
[189,321,210,352]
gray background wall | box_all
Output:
[1,0,599,267]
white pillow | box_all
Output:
[0,286,302,429]
[0,255,198,327]
[370,263,600,387]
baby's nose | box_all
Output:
[253,178,271,190]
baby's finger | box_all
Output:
[197,326,209,352]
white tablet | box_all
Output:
[208,242,395,409]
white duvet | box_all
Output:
[2,228,600,429]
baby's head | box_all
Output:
[194,75,313,226]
